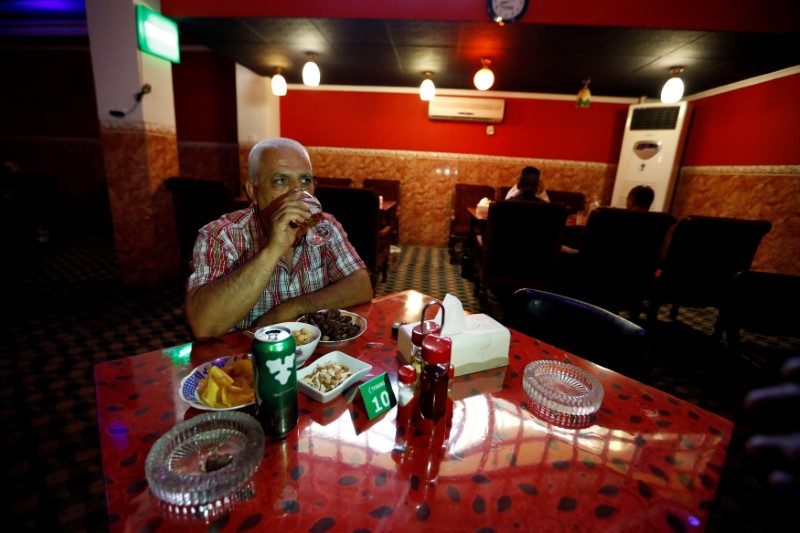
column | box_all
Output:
[85,0,180,286]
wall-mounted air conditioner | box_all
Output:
[610,101,692,212]
[428,96,505,123]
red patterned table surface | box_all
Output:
[94,290,732,532]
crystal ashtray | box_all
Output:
[523,360,604,428]
[145,411,264,519]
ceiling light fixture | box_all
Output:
[473,57,494,91]
[420,71,436,101]
[302,53,320,87]
[271,67,287,96]
[576,78,591,108]
[660,67,685,104]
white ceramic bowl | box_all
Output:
[267,321,322,368]
[297,351,372,403]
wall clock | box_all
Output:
[488,0,529,24]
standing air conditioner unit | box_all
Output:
[610,101,692,211]
[428,96,505,123]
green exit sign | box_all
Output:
[136,5,180,64]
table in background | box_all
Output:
[95,290,732,532]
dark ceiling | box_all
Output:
[174,17,800,99]
[2,1,799,99]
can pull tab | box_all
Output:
[420,300,445,333]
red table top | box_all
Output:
[94,290,732,532]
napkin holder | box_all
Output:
[397,314,510,377]
[476,197,491,217]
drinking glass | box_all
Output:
[288,188,333,247]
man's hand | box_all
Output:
[261,189,311,252]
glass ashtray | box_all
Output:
[145,411,264,518]
[523,360,604,428]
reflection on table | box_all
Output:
[94,290,732,532]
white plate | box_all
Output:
[300,309,367,347]
[179,354,255,411]
[297,351,372,403]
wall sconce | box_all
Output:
[660,67,685,103]
[419,72,436,101]
[576,78,591,108]
[473,57,494,91]
[302,53,320,87]
[109,84,152,118]
[271,67,287,96]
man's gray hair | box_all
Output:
[247,138,311,185]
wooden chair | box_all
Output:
[449,183,495,264]
[646,215,772,332]
[505,288,651,379]
[720,271,800,368]
[547,190,586,215]
[165,176,236,274]
[473,200,567,307]
[314,176,352,187]
[314,185,391,287]
[363,178,400,244]
[557,207,676,318]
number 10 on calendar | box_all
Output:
[358,372,397,420]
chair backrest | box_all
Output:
[653,215,772,308]
[165,177,236,270]
[314,176,352,187]
[363,178,400,203]
[481,200,568,292]
[722,270,800,341]
[505,288,650,378]
[496,186,512,202]
[571,207,676,311]
[547,190,586,215]
[314,185,386,280]
[451,183,495,232]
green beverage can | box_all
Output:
[252,326,298,437]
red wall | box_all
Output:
[682,73,800,166]
[172,51,238,143]
[277,73,800,167]
[281,91,629,163]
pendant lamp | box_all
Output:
[576,78,591,108]
[271,67,287,96]
[473,58,494,91]
[660,67,685,104]
[302,53,320,87]
[420,72,436,101]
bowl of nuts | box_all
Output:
[297,351,372,403]
[299,309,367,347]
[269,322,321,368]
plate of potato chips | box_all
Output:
[180,354,255,411]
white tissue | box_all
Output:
[476,197,491,217]
[434,294,467,336]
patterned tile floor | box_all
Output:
[2,233,797,531]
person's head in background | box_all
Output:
[517,166,542,194]
[626,185,655,211]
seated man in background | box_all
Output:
[626,184,655,211]
[505,166,550,202]
[185,137,373,339]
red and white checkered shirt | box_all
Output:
[187,206,366,331]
